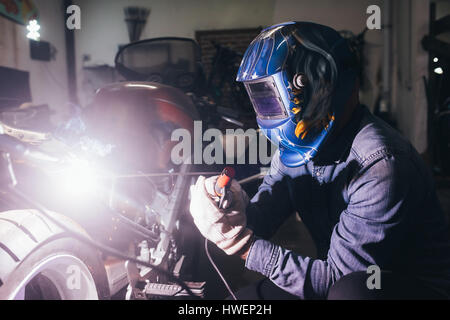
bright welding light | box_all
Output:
[56,158,99,199]
[433,57,439,63]
[26,20,41,41]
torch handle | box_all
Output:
[214,167,235,209]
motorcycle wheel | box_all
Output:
[0,209,110,300]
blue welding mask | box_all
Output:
[237,21,358,167]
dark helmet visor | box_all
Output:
[244,77,288,119]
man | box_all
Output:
[189,22,450,299]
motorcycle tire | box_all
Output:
[0,209,110,300]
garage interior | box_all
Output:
[0,0,449,300]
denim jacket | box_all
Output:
[245,105,450,299]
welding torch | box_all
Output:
[213,166,235,209]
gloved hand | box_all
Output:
[189,175,253,256]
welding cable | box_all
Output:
[9,186,199,299]
[111,172,222,179]
[204,239,238,300]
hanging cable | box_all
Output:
[204,239,237,300]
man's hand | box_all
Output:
[189,175,254,256]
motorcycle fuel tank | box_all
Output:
[84,81,199,172]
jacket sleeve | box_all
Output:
[246,153,296,239]
[245,156,414,299]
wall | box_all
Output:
[73,0,275,105]
[74,0,275,66]
[0,0,70,122]
[391,0,429,154]
[273,0,383,33]
[436,0,450,19]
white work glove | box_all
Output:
[189,175,253,255]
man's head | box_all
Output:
[237,21,359,167]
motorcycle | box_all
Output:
[0,37,265,300]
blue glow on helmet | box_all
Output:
[237,21,339,167]
[237,22,296,82]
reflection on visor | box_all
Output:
[246,80,287,119]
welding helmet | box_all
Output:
[237,21,358,167]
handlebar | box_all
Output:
[0,133,60,164]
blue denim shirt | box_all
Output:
[245,105,450,299]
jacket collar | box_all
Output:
[313,104,366,165]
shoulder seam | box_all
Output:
[350,147,392,168]
[361,148,392,167]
